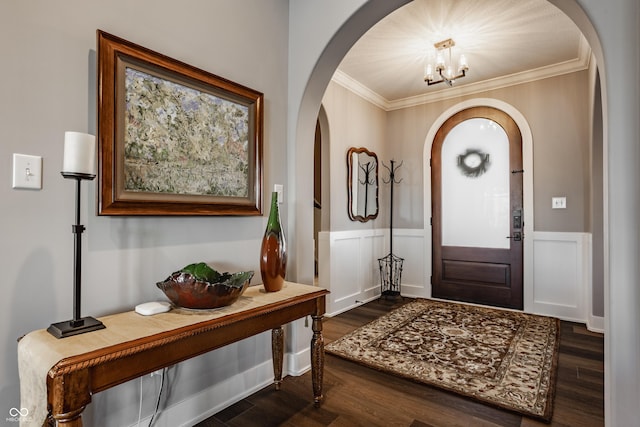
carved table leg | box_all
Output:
[311,315,324,406]
[49,369,91,427]
[272,326,284,390]
[51,407,85,426]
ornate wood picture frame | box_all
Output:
[347,146,379,222]
[97,30,263,215]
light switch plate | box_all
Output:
[552,196,566,209]
[274,184,284,204]
[12,153,42,190]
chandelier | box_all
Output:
[424,38,469,87]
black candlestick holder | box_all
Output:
[47,172,105,338]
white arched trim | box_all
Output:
[422,98,534,312]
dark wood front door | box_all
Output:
[431,106,523,309]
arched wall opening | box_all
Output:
[314,105,331,276]
[289,1,640,423]
[292,0,607,295]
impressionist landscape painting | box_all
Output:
[123,67,250,198]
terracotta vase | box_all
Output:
[260,191,287,292]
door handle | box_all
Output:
[506,232,522,241]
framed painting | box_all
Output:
[97,30,263,215]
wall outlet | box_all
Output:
[552,196,567,209]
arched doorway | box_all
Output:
[424,98,534,310]
[431,106,524,309]
[288,2,640,422]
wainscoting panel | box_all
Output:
[531,232,590,322]
[331,236,362,303]
[319,229,600,327]
[318,230,386,315]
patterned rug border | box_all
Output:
[325,299,560,422]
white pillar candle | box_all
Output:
[63,131,96,175]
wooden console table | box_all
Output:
[18,282,328,426]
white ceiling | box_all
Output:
[335,0,590,110]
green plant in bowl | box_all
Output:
[157,262,254,309]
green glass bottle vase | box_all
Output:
[260,191,287,292]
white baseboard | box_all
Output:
[127,356,303,427]
[587,315,605,333]
[286,344,311,376]
[326,294,379,317]
[400,282,427,299]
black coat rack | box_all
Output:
[358,161,376,217]
[378,160,404,298]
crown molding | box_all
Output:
[332,36,591,112]
[331,69,389,108]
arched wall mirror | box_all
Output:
[347,147,378,222]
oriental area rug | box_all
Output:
[325,299,559,421]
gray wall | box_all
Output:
[0,1,288,425]
[322,69,600,320]
[324,71,591,232]
[387,71,591,231]
[321,82,388,232]
[591,71,604,317]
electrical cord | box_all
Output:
[137,376,143,427]
[148,367,167,426]
[136,367,167,427]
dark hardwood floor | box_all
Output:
[195,298,604,427]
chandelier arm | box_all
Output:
[425,68,466,86]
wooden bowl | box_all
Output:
[157,270,254,309]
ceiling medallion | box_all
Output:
[424,38,469,87]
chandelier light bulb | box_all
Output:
[446,65,455,79]
[435,51,445,70]
[458,54,469,71]
[425,63,434,80]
